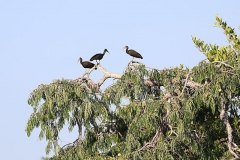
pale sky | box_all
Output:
[0,1,239,159]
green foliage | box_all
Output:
[27,15,240,159]
[192,14,239,62]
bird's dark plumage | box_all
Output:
[90,49,109,63]
[124,46,143,60]
[78,57,96,69]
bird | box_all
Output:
[123,46,143,61]
[77,57,96,70]
[90,49,109,64]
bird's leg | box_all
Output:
[132,57,134,62]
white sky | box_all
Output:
[0,1,239,159]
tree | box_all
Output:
[26,15,240,159]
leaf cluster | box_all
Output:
[26,16,240,159]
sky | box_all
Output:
[0,1,239,159]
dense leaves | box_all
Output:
[27,15,240,159]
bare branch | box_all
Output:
[77,62,202,97]
[97,64,122,87]
[75,117,82,143]
[213,61,234,69]
[232,142,240,153]
[76,77,97,91]
[220,99,239,158]
[144,80,163,86]
[184,80,202,89]
[81,65,97,78]
[168,124,178,137]
[128,61,144,66]
[77,63,165,90]
[222,70,238,76]
[133,109,170,153]
[179,72,192,97]
[127,61,145,71]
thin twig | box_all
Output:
[179,72,192,97]
[168,124,178,137]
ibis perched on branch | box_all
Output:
[90,49,109,64]
[124,46,143,61]
[78,57,96,70]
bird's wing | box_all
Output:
[138,53,143,59]
[90,54,99,61]
[129,50,143,59]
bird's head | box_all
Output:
[77,57,82,63]
[122,46,129,50]
[104,49,109,54]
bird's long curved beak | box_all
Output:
[77,58,80,63]
[122,46,126,50]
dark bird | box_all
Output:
[123,46,143,61]
[90,49,109,64]
[78,57,96,70]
